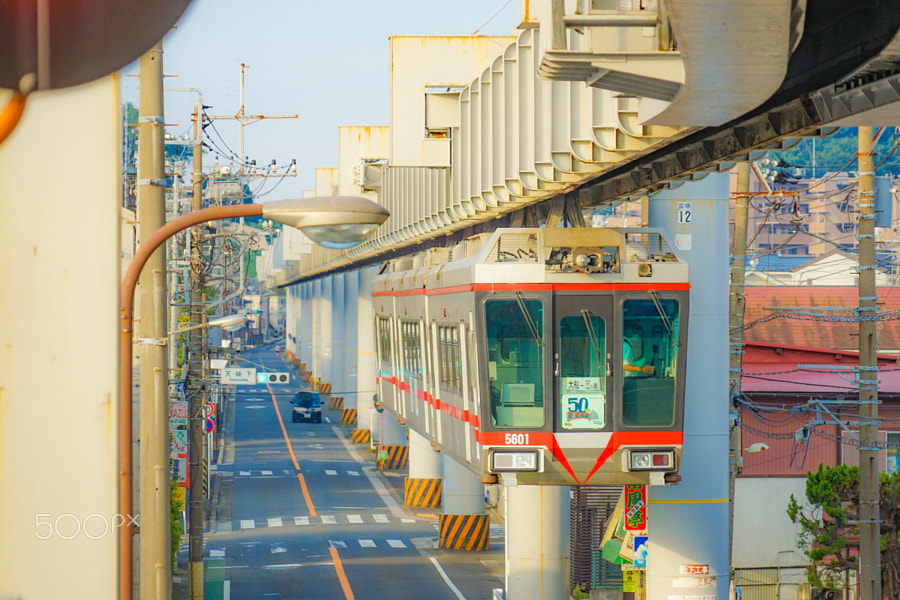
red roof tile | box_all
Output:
[743,287,900,353]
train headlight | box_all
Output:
[628,450,675,471]
[490,449,539,472]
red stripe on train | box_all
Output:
[374,282,690,297]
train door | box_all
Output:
[553,294,612,431]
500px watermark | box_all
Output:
[35,513,140,540]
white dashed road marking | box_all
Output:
[240,520,255,530]
[267,517,283,527]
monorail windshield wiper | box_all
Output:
[514,291,542,348]
[580,309,601,362]
[648,290,675,343]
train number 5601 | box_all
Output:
[504,433,530,445]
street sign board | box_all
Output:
[222,368,257,385]
[205,417,215,434]
[624,484,647,530]
[633,536,648,567]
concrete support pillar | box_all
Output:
[318,276,333,393]
[311,278,323,385]
[439,456,488,550]
[505,484,570,599]
[331,273,345,402]
[300,282,313,374]
[379,413,407,446]
[285,286,299,360]
[406,430,442,507]
[357,267,377,435]
[647,173,730,600]
[341,271,360,428]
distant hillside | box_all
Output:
[771,126,900,177]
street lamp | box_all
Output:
[168,314,249,337]
[118,196,388,600]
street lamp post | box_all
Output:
[119,197,388,600]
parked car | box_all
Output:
[291,391,322,423]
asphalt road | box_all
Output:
[193,339,504,600]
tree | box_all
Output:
[786,463,900,600]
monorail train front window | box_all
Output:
[622,298,679,427]
[559,314,607,429]
[484,297,544,428]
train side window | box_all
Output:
[621,298,679,427]
[377,316,392,365]
[401,320,421,376]
[559,314,606,429]
[484,298,544,428]
[437,324,461,393]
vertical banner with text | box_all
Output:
[624,484,647,530]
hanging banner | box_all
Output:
[624,484,647,531]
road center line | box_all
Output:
[329,546,355,600]
[268,383,316,517]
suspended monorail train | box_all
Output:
[372,227,688,486]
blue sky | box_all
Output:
[124,0,519,200]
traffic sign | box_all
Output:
[222,368,257,385]
[205,417,215,434]
[204,402,215,418]
[257,372,290,384]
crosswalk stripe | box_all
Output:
[268,517,283,527]
[386,539,406,548]
[373,514,389,523]
[239,471,250,476]
[401,518,415,524]
[358,539,376,548]
[294,516,309,526]
[321,515,336,525]
[240,520,255,530]
[347,515,363,524]
[261,470,273,476]
[329,540,346,548]
[347,471,360,476]
[325,469,338,476]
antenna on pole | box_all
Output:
[208,63,298,178]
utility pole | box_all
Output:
[857,126,881,600]
[137,41,172,600]
[208,63,297,177]
[188,106,207,600]
[728,161,750,568]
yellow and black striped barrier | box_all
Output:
[439,514,489,551]
[405,478,441,508]
[329,396,343,410]
[202,460,208,497]
[376,445,408,470]
[340,408,357,426]
[351,429,371,444]
[318,381,332,395]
